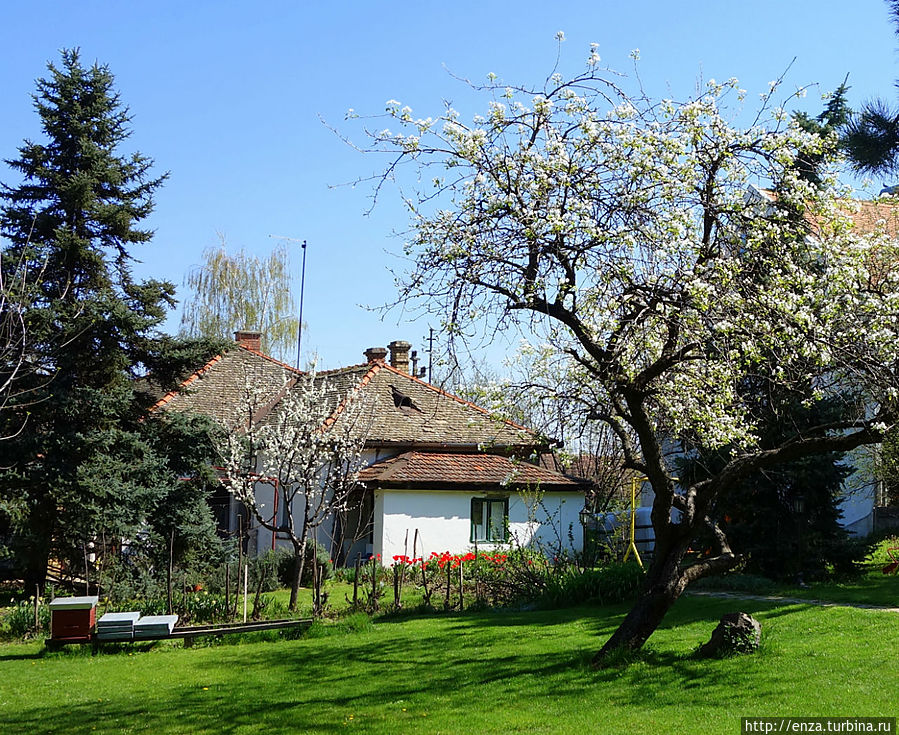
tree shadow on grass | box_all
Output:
[0,648,44,662]
[1,599,847,735]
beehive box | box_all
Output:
[49,596,99,640]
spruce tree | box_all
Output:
[0,50,220,589]
[843,0,899,176]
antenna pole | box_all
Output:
[426,327,435,384]
[297,240,307,370]
[269,235,308,370]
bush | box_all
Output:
[132,591,230,624]
[2,598,50,638]
[539,562,645,608]
[305,612,372,638]
[276,541,333,588]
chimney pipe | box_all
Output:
[235,331,262,352]
[388,340,412,374]
[364,346,388,364]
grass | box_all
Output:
[1,595,897,734]
[695,536,899,608]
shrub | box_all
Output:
[276,541,333,588]
[136,591,230,624]
[3,598,50,638]
[539,562,645,608]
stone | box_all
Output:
[697,612,761,658]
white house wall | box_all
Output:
[374,489,584,561]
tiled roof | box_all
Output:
[152,346,301,429]
[839,198,899,238]
[755,187,899,237]
[357,451,587,491]
[156,348,542,450]
[316,361,539,448]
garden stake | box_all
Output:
[445,562,451,610]
[33,585,39,632]
[353,553,361,607]
[458,561,464,611]
[393,563,400,608]
[371,555,378,611]
[235,519,244,619]
[420,553,431,606]
[225,564,230,620]
[312,555,319,617]
[398,529,409,605]
[251,558,267,620]
[474,540,480,602]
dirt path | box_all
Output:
[686,589,899,613]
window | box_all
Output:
[470,497,509,543]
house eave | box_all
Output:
[363,480,586,493]
[364,440,551,454]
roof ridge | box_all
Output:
[149,354,224,412]
[317,362,372,376]
[321,362,381,429]
[376,362,536,436]
[238,345,305,375]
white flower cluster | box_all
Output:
[362,54,899,459]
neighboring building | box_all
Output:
[150,334,588,563]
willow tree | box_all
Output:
[352,43,899,661]
[181,241,299,361]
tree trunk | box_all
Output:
[592,536,689,666]
[592,579,683,665]
[21,502,54,592]
[23,552,49,595]
[288,536,307,612]
[592,526,741,665]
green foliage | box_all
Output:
[538,562,645,608]
[275,542,333,588]
[0,50,225,587]
[876,430,899,506]
[1,598,49,638]
[791,81,851,186]
[842,1,899,175]
[137,591,231,625]
[304,612,373,638]
[678,383,865,581]
[721,625,758,655]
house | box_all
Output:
[151,333,588,563]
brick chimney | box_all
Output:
[388,340,412,374]
[235,331,262,352]
[364,346,388,364]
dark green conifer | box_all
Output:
[0,50,222,588]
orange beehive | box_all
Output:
[49,596,98,640]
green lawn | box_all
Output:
[695,537,899,608]
[2,596,897,734]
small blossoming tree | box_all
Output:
[351,42,899,661]
[219,367,372,611]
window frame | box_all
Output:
[470,496,510,543]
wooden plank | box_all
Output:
[45,618,313,648]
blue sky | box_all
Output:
[1,1,896,370]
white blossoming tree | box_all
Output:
[219,368,372,611]
[351,46,899,661]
